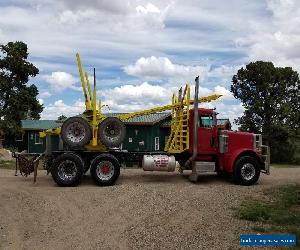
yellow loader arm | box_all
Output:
[118,93,222,121]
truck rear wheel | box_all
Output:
[90,154,120,186]
[98,117,126,147]
[61,117,92,148]
[233,156,260,186]
[51,153,84,186]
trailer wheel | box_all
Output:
[90,154,120,186]
[98,117,126,147]
[51,153,84,186]
[233,156,260,186]
[61,117,92,148]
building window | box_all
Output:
[155,137,159,151]
[35,132,43,144]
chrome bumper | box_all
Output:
[260,145,270,174]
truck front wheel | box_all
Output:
[51,153,84,186]
[233,156,260,186]
[90,154,120,186]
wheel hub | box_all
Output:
[58,160,77,181]
[241,163,255,181]
[105,125,119,142]
[101,165,110,175]
[96,161,114,181]
[66,122,86,143]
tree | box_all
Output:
[231,61,300,163]
[57,114,67,121]
[0,41,43,135]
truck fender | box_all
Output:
[226,149,263,173]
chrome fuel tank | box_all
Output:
[142,155,176,172]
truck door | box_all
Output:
[197,115,216,154]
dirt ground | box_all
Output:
[0,167,300,250]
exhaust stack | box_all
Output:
[187,76,200,182]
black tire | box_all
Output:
[51,153,84,187]
[61,117,92,148]
[233,156,260,186]
[98,117,126,147]
[90,154,120,186]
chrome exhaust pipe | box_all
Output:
[185,76,199,168]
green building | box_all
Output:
[20,120,63,153]
[19,113,171,153]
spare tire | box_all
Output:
[61,117,92,148]
[98,117,126,147]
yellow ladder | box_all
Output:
[165,84,190,153]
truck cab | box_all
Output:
[187,108,270,185]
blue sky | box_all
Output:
[0,0,299,124]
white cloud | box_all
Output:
[208,65,244,79]
[43,72,81,92]
[39,91,52,98]
[0,2,170,62]
[100,81,234,114]
[188,84,234,102]
[213,85,234,100]
[60,0,131,14]
[136,3,160,14]
[100,82,170,112]
[246,0,300,72]
[38,98,44,105]
[58,10,95,24]
[134,2,169,29]
[41,99,85,119]
[124,56,209,81]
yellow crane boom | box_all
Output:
[76,53,92,111]
[117,93,222,121]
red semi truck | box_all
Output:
[45,106,270,187]
[42,76,270,187]
[183,107,270,185]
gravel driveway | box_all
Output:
[0,167,299,250]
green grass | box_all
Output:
[238,184,300,248]
[271,164,300,168]
[0,160,15,169]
